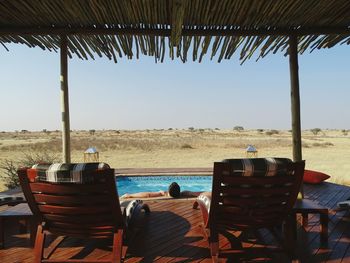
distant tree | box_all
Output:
[233,126,244,131]
[342,129,348,136]
[257,129,264,133]
[188,127,195,132]
[89,129,96,135]
[311,128,322,135]
[214,128,220,131]
[265,129,279,136]
[42,129,51,134]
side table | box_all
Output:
[0,203,35,248]
[292,199,328,244]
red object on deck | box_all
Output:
[303,170,330,184]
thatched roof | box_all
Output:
[1,0,350,63]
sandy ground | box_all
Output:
[0,129,349,191]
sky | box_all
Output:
[0,42,349,131]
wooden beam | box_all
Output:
[289,35,302,163]
[0,26,350,37]
[60,34,71,163]
[171,0,187,46]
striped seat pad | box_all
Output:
[222,158,293,177]
[27,163,110,184]
[0,195,25,204]
[197,193,212,214]
[120,199,143,226]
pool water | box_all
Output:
[116,175,212,196]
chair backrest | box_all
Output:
[18,163,124,239]
[209,158,305,229]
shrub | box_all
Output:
[312,142,334,148]
[265,129,279,136]
[0,151,59,189]
[181,144,194,149]
[342,129,348,136]
[89,129,96,135]
[311,128,321,135]
[233,126,244,131]
[257,129,264,133]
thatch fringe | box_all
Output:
[0,0,349,62]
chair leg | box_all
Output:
[112,229,124,263]
[0,217,4,248]
[34,224,45,263]
[284,216,296,258]
[29,217,38,247]
[209,228,219,262]
[320,213,328,244]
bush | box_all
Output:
[0,151,59,189]
[233,126,244,131]
[311,128,321,135]
[265,129,279,136]
[181,144,194,149]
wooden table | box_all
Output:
[292,199,329,243]
[0,203,35,248]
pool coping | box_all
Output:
[115,167,212,176]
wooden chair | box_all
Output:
[193,158,305,262]
[17,163,150,263]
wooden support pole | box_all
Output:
[289,35,303,197]
[289,35,302,162]
[60,35,71,163]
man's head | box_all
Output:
[168,182,181,198]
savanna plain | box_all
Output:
[0,128,349,192]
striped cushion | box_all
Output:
[0,195,25,204]
[222,158,293,177]
[120,199,143,227]
[27,163,110,184]
[197,193,211,214]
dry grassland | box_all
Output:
[0,129,349,191]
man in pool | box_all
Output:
[121,182,205,199]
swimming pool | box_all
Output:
[116,175,212,196]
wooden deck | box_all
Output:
[1,182,350,262]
